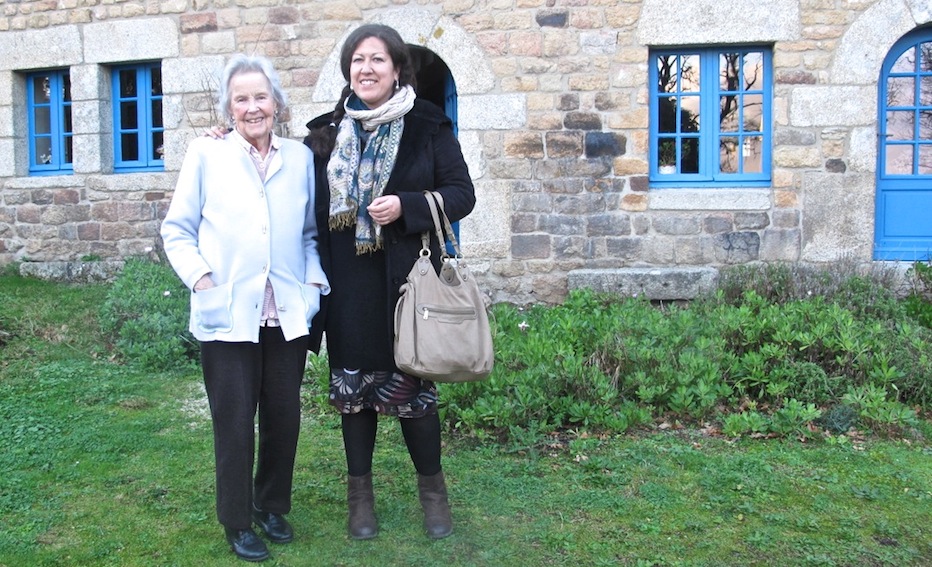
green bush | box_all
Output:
[904,260,932,329]
[440,265,932,445]
[99,257,196,372]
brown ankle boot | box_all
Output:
[417,471,453,539]
[347,473,377,540]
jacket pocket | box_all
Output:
[192,282,234,333]
[302,283,322,324]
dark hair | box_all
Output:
[309,24,418,155]
[339,24,417,92]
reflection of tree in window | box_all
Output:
[656,54,699,173]
[719,52,763,174]
[922,42,932,174]
[884,41,932,175]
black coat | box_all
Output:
[304,99,476,369]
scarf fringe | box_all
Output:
[329,211,356,231]
[355,240,383,255]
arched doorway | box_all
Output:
[874,26,932,261]
[410,45,461,249]
[410,46,457,133]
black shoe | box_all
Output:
[224,527,270,562]
[253,508,294,543]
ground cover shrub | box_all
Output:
[904,259,932,329]
[99,257,196,371]
[441,265,931,445]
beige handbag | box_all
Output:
[393,191,494,382]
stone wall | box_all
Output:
[1,0,930,304]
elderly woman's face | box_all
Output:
[350,36,399,109]
[229,71,276,148]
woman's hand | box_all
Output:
[202,126,230,140]
[367,195,402,226]
[194,274,216,292]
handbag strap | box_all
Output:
[424,191,461,259]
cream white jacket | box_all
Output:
[160,134,330,343]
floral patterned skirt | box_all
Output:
[329,368,438,418]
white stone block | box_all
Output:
[0,139,14,177]
[458,94,526,130]
[801,172,875,262]
[0,28,82,71]
[637,0,800,45]
[649,189,771,211]
[69,65,106,102]
[848,127,877,174]
[83,18,179,63]
[0,106,13,137]
[161,57,225,95]
[0,72,12,106]
[831,0,917,85]
[790,86,875,128]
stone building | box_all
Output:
[1,0,930,304]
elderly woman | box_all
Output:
[161,54,329,562]
[304,24,476,541]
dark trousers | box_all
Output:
[200,327,307,529]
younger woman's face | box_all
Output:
[350,36,399,109]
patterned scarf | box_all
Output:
[328,85,416,253]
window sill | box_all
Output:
[648,188,772,211]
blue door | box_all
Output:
[875,27,932,261]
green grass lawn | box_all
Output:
[1,275,930,566]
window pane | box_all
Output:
[33,106,51,135]
[657,55,679,93]
[64,136,73,164]
[887,77,915,106]
[720,53,742,92]
[34,137,52,165]
[681,55,700,93]
[743,94,764,131]
[887,110,915,140]
[152,131,164,161]
[720,95,740,132]
[885,144,913,174]
[742,52,764,90]
[32,75,51,104]
[62,75,72,102]
[150,67,162,95]
[151,99,163,128]
[682,94,701,132]
[658,139,677,167]
[920,42,932,72]
[922,75,932,108]
[121,133,139,161]
[119,70,137,97]
[658,96,677,133]
[891,47,916,73]
[64,105,73,133]
[919,144,931,174]
[682,137,699,173]
[121,101,138,129]
[742,136,763,174]
[720,136,739,173]
[920,110,931,140]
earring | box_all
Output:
[394,78,400,90]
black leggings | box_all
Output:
[342,409,442,477]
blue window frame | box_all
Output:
[27,70,73,175]
[649,47,772,187]
[112,63,164,171]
